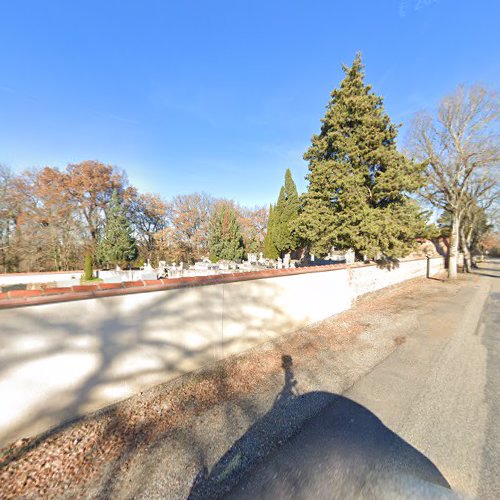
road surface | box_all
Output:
[221,260,500,499]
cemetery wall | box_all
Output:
[0,270,84,286]
[349,256,444,297]
[0,257,444,447]
[0,269,144,287]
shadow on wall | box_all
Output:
[375,257,401,271]
[188,356,451,500]
[432,238,450,259]
[0,278,306,448]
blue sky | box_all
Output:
[1,0,498,206]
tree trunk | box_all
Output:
[448,213,460,279]
[460,226,472,273]
[466,229,478,268]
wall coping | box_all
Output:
[0,257,443,310]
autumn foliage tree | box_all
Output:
[154,193,215,264]
[65,160,130,247]
[0,165,18,272]
[237,205,268,254]
[0,161,139,272]
[128,192,168,263]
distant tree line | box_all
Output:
[0,161,267,272]
[1,54,497,278]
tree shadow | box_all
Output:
[473,260,499,279]
[474,267,499,273]
[428,276,446,282]
[375,257,400,271]
[474,273,499,279]
[0,277,306,455]
[188,355,451,500]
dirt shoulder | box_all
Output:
[0,272,475,499]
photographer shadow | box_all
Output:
[188,355,450,499]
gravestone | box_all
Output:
[283,253,291,269]
[345,248,355,265]
[258,252,265,265]
[247,253,257,264]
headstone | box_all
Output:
[345,248,355,265]
[277,258,283,270]
[143,259,154,272]
[157,261,167,279]
[283,253,291,269]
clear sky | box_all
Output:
[1,0,498,206]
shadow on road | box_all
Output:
[475,273,499,279]
[473,261,500,280]
[188,355,450,499]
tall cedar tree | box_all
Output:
[208,202,245,261]
[297,54,426,259]
[97,190,138,267]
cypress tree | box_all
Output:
[263,204,279,259]
[208,202,245,261]
[264,169,300,259]
[274,168,300,257]
[297,53,426,259]
[97,190,138,267]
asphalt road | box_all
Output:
[223,260,500,500]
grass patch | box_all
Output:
[80,277,103,285]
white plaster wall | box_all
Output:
[349,258,444,299]
[0,285,224,446]
[221,269,351,357]
[0,257,443,447]
[0,272,82,286]
[0,270,142,287]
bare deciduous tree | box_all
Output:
[408,85,499,278]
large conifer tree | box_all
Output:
[97,190,138,267]
[297,53,426,259]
